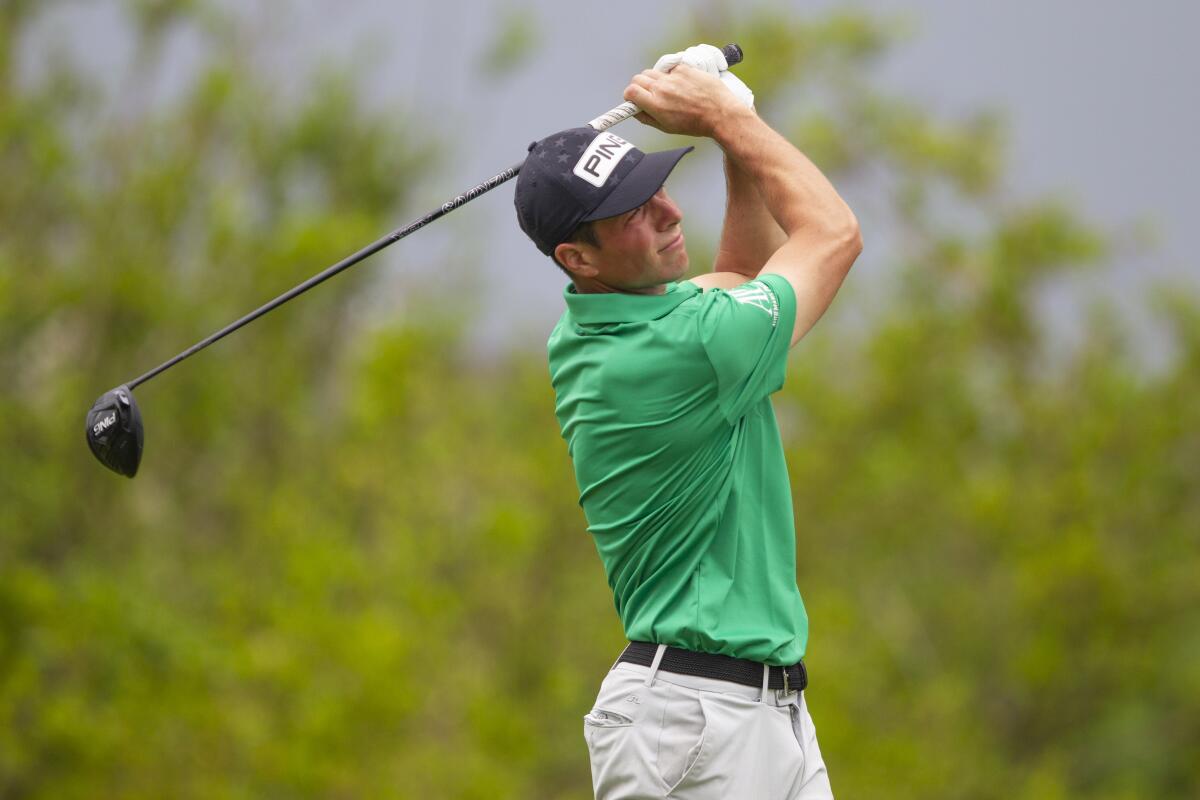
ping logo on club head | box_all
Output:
[93,412,117,437]
[573,133,634,188]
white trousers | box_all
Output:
[583,656,834,799]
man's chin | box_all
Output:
[669,250,690,278]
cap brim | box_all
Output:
[582,145,694,222]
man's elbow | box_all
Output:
[776,207,862,277]
[830,211,862,272]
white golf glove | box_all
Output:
[653,43,755,110]
[654,43,727,75]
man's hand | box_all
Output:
[623,65,750,138]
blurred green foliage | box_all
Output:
[1,3,1198,799]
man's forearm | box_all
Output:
[712,152,787,278]
[712,107,857,241]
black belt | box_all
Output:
[617,641,808,693]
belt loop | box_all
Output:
[759,662,770,703]
[644,643,668,687]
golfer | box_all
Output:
[514,45,861,799]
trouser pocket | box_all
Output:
[656,687,708,792]
[584,708,634,728]
[583,668,711,798]
[582,674,641,762]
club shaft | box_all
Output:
[127,160,524,389]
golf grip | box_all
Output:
[124,44,744,391]
[587,43,744,131]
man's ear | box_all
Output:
[555,242,599,278]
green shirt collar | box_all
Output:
[563,281,700,324]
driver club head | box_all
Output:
[86,385,144,478]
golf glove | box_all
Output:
[653,43,755,110]
[654,43,727,75]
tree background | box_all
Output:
[1,1,1197,798]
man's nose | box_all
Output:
[651,191,683,227]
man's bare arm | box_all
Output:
[626,66,862,346]
[717,108,861,346]
[711,153,787,279]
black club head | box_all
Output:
[86,385,144,478]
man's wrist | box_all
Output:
[709,104,759,152]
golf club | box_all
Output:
[86,44,745,477]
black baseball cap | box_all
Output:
[514,127,693,256]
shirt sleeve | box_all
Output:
[695,273,797,423]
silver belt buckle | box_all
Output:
[782,666,790,694]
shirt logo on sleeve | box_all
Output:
[729,282,780,328]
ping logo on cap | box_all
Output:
[573,133,634,188]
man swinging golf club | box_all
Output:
[514,44,862,798]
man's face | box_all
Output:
[567,188,689,294]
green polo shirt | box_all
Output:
[547,273,807,666]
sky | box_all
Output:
[24,0,1200,354]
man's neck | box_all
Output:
[571,277,668,296]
